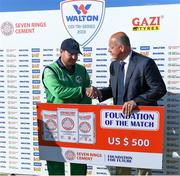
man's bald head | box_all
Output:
[110,32,131,48]
[108,32,131,60]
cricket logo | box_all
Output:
[60,0,105,46]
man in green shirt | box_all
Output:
[42,38,92,175]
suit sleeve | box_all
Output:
[133,59,166,105]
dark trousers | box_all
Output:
[47,161,87,175]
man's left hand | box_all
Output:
[122,100,137,116]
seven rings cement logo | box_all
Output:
[46,119,57,131]
[79,121,91,133]
[62,117,75,130]
[65,150,76,161]
[1,21,14,36]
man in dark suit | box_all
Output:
[97,31,166,116]
[88,32,167,175]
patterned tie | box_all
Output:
[117,61,125,105]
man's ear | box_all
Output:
[119,44,124,52]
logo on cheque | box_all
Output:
[60,0,105,46]
[65,150,76,160]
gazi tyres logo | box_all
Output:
[60,0,105,46]
[132,16,161,31]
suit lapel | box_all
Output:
[124,51,137,92]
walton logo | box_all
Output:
[60,0,105,46]
[73,4,91,15]
[132,16,161,31]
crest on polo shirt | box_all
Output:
[75,75,82,83]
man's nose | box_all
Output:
[71,54,78,59]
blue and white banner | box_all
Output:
[0,0,180,175]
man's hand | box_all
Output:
[122,100,137,116]
[86,86,101,99]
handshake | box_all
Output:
[85,86,101,99]
[85,86,137,116]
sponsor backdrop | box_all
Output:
[0,0,180,175]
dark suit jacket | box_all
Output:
[100,51,167,105]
